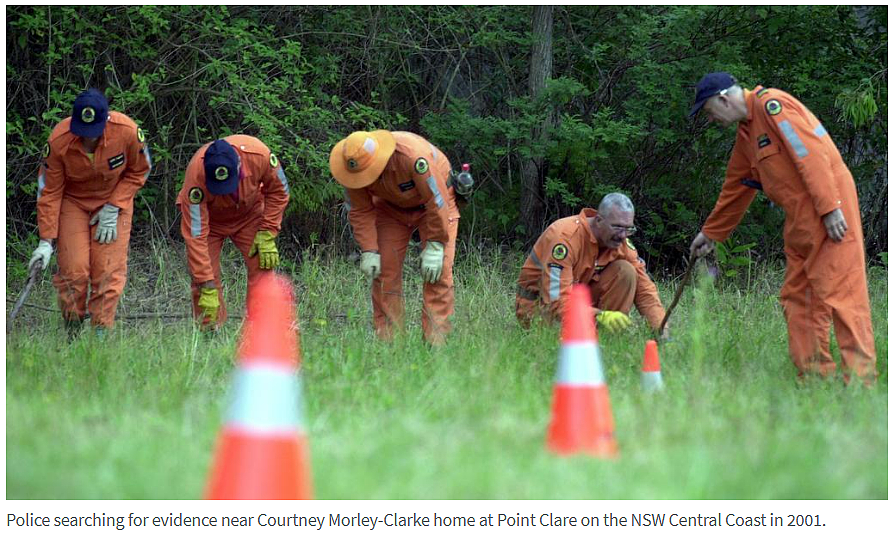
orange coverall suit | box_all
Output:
[702,86,876,381]
[344,131,460,343]
[516,208,665,328]
[177,135,290,325]
[36,112,152,326]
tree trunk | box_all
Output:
[520,5,554,238]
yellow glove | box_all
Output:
[198,287,220,323]
[597,310,632,333]
[420,241,445,283]
[249,230,279,270]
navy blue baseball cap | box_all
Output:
[70,89,109,137]
[689,72,738,117]
[203,139,240,195]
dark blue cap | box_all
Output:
[689,72,738,117]
[203,139,240,195]
[70,89,109,137]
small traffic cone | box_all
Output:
[641,340,664,392]
[546,284,619,458]
[205,273,312,499]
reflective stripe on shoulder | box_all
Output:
[143,145,153,179]
[779,120,809,158]
[37,168,46,200]
[276,166,290,194]
[429,143,438,162]
[814,123,827,138]
[529,249,544,270]
[426,175,444,208]
[549,265,562,300]
[189,203,202,237]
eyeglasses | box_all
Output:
[609,224,637,236]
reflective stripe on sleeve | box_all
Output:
[814,124,827,138]
[276,166,290,194]
[189,204,203,237]
[143,145,153,179]
[37,168,46,200]
[549,265,562,300]
[426,176,444,208]
[429,143,438,162]
[779,120,809,158]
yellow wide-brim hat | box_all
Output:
[329,130,396,189]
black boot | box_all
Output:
[93,326,107,341]
[63,317,83,342]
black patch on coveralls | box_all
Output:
[398,180,416,192]
[758,134,771,148]
[108,153,125,170]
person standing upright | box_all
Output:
[688,72,876,384]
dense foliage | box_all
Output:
[6,6,887,270]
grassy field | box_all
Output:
[5,244,888,499]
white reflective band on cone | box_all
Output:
[226,364,305,435]
[641,371,664,392]
[555,342,605,386]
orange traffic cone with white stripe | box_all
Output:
[546,284,619,458]
[205,272,312,499]
[641,339,664,392]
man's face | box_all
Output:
[594,208,635,249]
[702,93,741,127]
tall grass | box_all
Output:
[5,243,888,499]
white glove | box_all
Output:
[29,239,53,271]
[360,251,381,279]
[822,208,848,242]
[420,241,445,283]
[689,231,715,258]
[89,203,120,244]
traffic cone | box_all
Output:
[641,339,664,392]
[205,272,313,499]
[546,284,619,458]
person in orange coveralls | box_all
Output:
[516,193,666,336]
[688,72,876,384]
[28,88,152,338]
[329,130,460,345]
[177,136,290,327]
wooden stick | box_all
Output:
[7,262,42,333]
[658,254,697,336]
[5,299,244,321]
